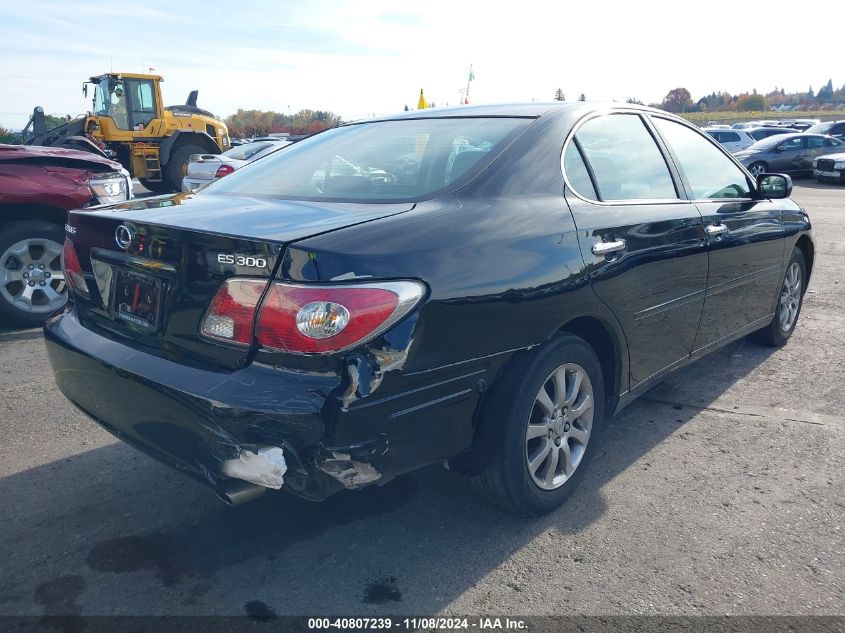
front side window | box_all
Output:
[206,117,532,202]
[723,132,741,143]
[652,117,752,200]
[573,114,677,201]
[778,137,804,152]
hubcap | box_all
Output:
[750,164,765,176]
[778,262,802,332]
[525,363,594,491]
[0,238,66,314]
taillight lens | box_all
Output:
[61,238,89,298]
[200,279,265,345]
[257,281,425,354]
[215,164,235,178]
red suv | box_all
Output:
[0,144,131,326]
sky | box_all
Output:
[1,0,843,130]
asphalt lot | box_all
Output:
[0,182,842,619]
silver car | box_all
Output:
[733,133,843,177]
[181,140,291,192]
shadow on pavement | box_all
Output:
[0,337,775,617]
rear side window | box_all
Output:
[223,142,273,160]
[205,117,532,202]
[574,114,677,201]
[652,118,751,200]
[807,136,826,149]
[563,142,598,200]
[722,132,741,142]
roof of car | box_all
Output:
[360,101,657,123]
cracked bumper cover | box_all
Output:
[43,310,393,500]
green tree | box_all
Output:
[578,93,586,102]
[625,97,643,105]
[737,94,766,111]
[554,88,565,101]
[660,87,692,113]
[0,125,16,143]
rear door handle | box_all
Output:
[591,239,627,256]
[704,223,728,236]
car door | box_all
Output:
[562,112,708,386]
[771,136,806,173]
[650,116,785,351]
[720,131,744,152]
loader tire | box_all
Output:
[165,144,205,191]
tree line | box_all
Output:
[224,109,341,138]
[551,81,845,113]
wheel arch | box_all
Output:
[0,203,67,228]
[160,131,221,165]
[794,234,814,288]
[450,312,627,476]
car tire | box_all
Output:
[471,334,605,516]
[0,221,67,327]
[749,246,806,347]
[165,144,206,192]
[140,179,172,194]
[748,162,768,177]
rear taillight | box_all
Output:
[200,279,265,345]
[61,238,89,299]
[202,279,425,353]
[256,281,425,354]
[215,164,235,178]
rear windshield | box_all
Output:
[222,142,274,161]
[204,117,532,202]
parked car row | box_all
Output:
[703,119,845,184]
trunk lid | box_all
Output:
[67,192,413,368]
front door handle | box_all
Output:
[591,239,627,256]
[704,223,728,237]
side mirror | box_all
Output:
[757,173,792,199]
[774,145,785,152]
[82,83,88,98]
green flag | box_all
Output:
[468,69,475,82]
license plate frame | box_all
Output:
[111,268,163,330]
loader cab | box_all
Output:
[87,73,163,132]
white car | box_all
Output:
[181,140,291,192]
[813,152,845,184]
[703,127,755,152]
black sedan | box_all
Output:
[46,104,813,516]
[734,132,843,176]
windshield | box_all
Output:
[205,117,533,202]
[92,78,112,116]
[805,123,832,135]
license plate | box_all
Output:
[814,169,841,177]
[113,269,162,329]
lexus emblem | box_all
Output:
[115,223,136,250]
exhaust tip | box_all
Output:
[216,479,266,506]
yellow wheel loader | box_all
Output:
[22,73,230,193]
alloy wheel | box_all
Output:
[0,238,67,314]
[749,163,766,177]
[778,262,802,332]
[525,363,594,491]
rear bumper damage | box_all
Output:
[43,310,393,502]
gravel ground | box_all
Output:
[0,182,842,619]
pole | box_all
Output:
[465,64,472,104]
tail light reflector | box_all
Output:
[215,164,235,178]
[256,281,425,354]
[200,279,266,345]
[62,238,89,298]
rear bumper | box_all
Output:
[181,177,213,192]
[44,309,351,499]
[44,309,493,500]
